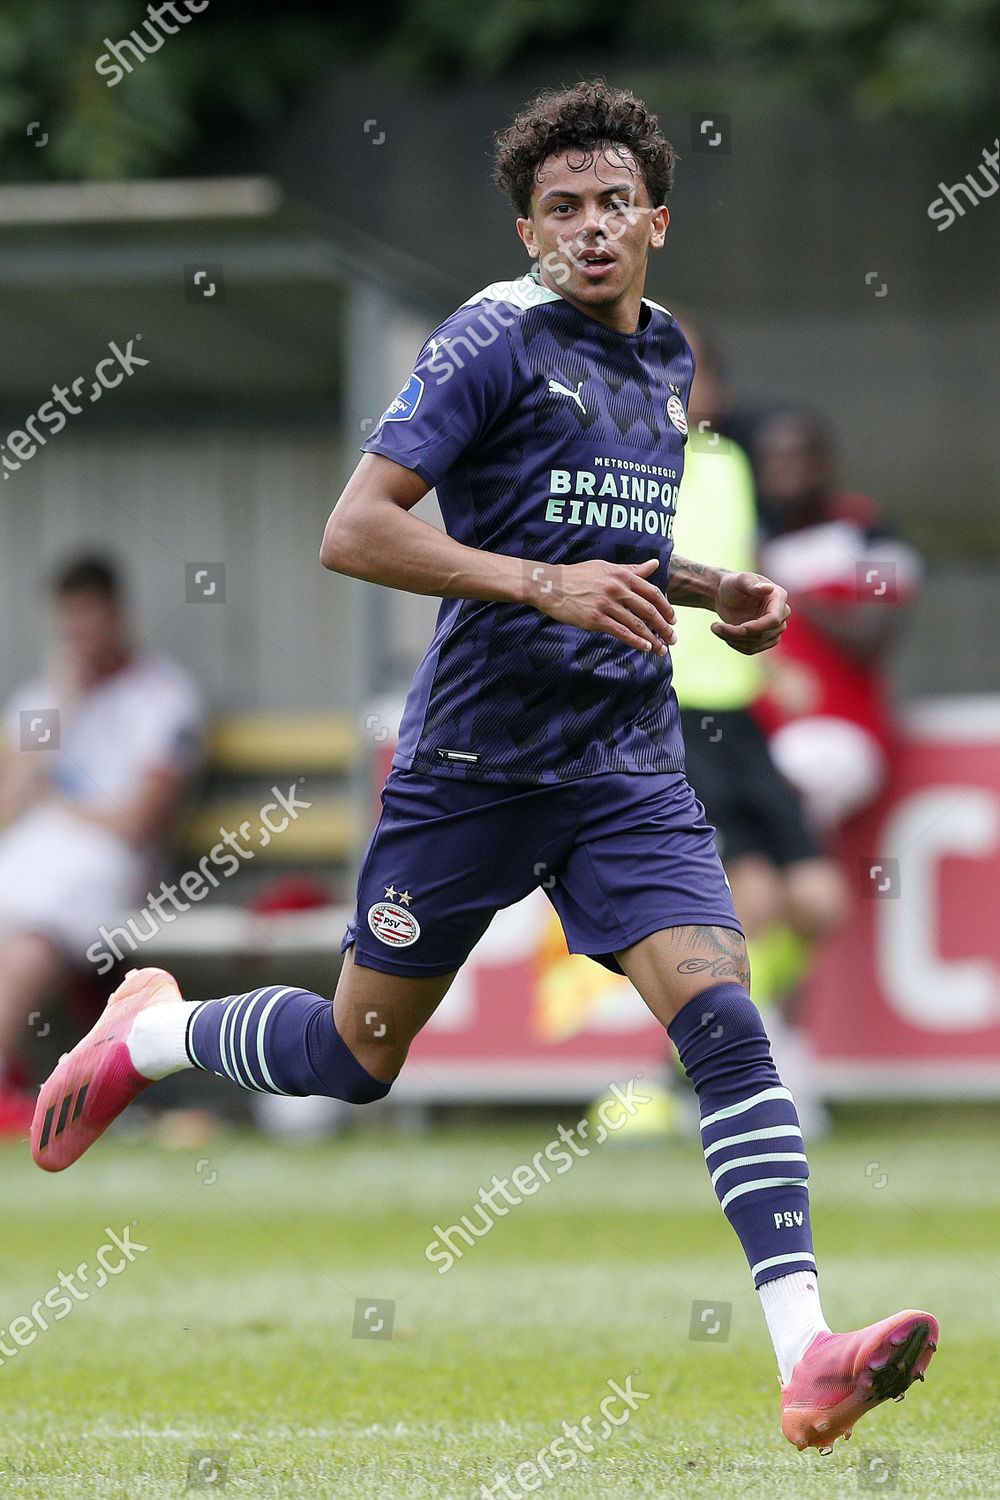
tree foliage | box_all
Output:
[1,0,997,182]
[382,0,1000,116]
[0,0,332,181]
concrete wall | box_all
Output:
[0,426,361,716]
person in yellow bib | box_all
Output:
[671,322,850,1134]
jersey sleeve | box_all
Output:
[360,306,517,489]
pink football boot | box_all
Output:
[782,1309,938,1453]
[31,967,182,1172]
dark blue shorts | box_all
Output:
[342,769,742,979]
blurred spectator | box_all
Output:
[672,325,849,955]
[0,555,202,1130]
[753,410,921,830]
[671,327,850,1137]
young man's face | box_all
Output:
[516,145,668,328]
[54,591,128,684]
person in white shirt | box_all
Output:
[0,556,202,1127]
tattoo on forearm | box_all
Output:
[666,553,724,609]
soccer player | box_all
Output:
[31,82,936,1452]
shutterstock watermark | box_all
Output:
[96,2,210,88]
[479,1372,650,1497]
[928,138,999,231]
[419,259,564,390]
[2,338,148,481]
[85,781,312,975]
[410,191,654,393]
[425,1079,652,1273]
[0,1224,148,1367]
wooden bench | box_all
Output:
[148,711,362,961]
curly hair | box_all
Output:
[493,80,677,218]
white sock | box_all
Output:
[127,1001,199,1081]
[758,1271,831,1383]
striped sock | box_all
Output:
[186,986,391,1102]
[668,982,816,1288]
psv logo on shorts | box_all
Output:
[666,393,688,434]
[367,900,421,948]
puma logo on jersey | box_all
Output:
[548,377,587,414]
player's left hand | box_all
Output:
[710,571,790,655]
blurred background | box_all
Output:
[2,0,1000,1141]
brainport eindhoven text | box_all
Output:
[543,459,679,537]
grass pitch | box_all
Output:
[0,1107,997,1498]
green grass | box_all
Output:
[1,1110,997,1497]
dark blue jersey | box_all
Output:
[362,269,694,784]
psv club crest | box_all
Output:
[367,900,421,948]
[666,392,688,434]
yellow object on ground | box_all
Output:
[586,1082,683,1145]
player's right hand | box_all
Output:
[529,557,676,654]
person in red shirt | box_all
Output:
[752,408,921,831]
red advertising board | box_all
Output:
[801,698,1000,1096]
